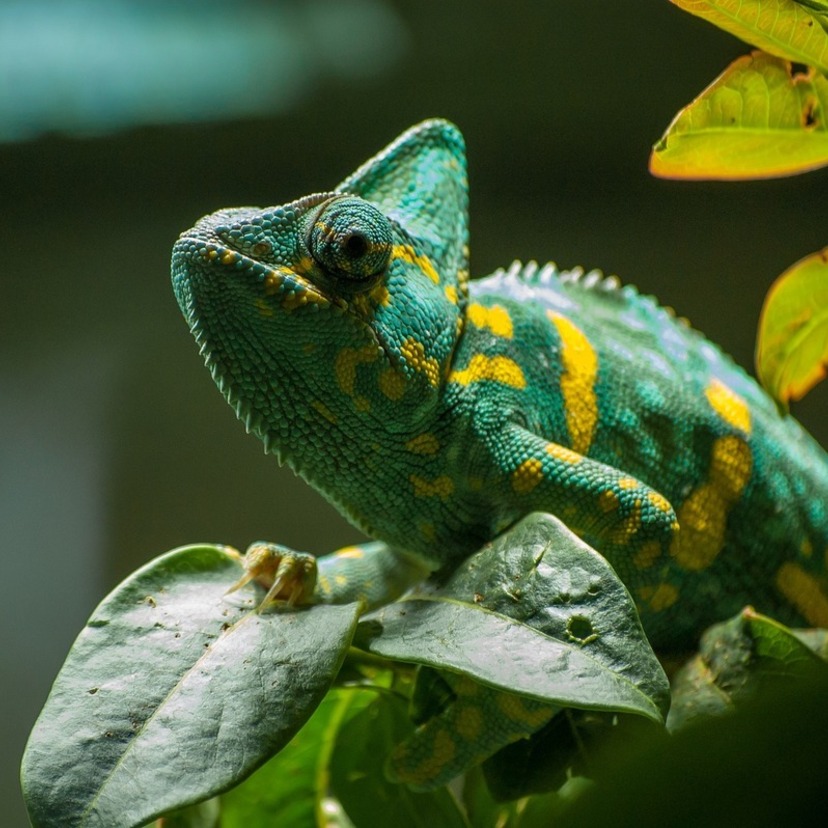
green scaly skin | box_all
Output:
[171,120,828,788]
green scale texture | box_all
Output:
[171,119,828,655]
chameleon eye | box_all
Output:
[308,197,392,284]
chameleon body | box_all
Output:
[172,120,828,786]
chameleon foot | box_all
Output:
[226,542,318,610]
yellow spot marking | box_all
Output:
[611,498,642,544]
[335,344,378,396]
[775,563,828,627]
[547,311,599,454]
[411,475,455,500]
[444,285,458,304]
[512,458,543,494]
[370,282,391,306]
[495,693,554,729]
[449,354,526,388]
[334,574,348,587]
[254,298,273,317]
[354,397,371,413]
[705,379,752,434]
[468,303,514,338]
[648,491,673,514]
[801,538,813,558]
[401,338,440,387]
[406,433,440,455]
[670,435,752,571]
[633,541,662,570]
[392,244,440,284]
[405,728,456,784]
[311,401,337,424]
[335,546,364,559]
[454,705,483,742]
[618,477,639,490]
[598,489,620,513]
[294,254,315,275]
[378,368,407,400]
[220,250,236,265]
[638,583,679,612]
[281,291,310,311]
[545,443,582,464]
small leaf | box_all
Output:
[21,545,359,828]
[651,51,828,179]
[669,0,828,72]
[667,607,828,729]
[355,513,669,723]
[329,695,470,828]
[756,246,828,404]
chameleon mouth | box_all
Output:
[173,236,346,314]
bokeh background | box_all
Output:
[3,1,826,824]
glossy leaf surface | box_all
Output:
[355,513,669,722]
[21,545,359,828]
[651,52,828,179]
[756,246,828,403]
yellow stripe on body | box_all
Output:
[467,302,514,338]
[449,354,526,388]
[546,311,599,455]
[671,380,753,571]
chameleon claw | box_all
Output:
[227,542,318,611]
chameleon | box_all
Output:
[171,119,828,789]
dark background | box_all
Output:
[3,2,826,824]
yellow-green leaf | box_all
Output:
[756,247,828,404]
[650,51,828,179]
[670,0,828,73]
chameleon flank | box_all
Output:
[172,119,828,785]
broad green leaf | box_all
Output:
[329,695,469,828]
[668,607,828,730]
[756,246,828,404]
[651,51,828,179]
[355,513,669,723]
[669,0,828,72]
[21,544,359,828]
[220,688,374,828]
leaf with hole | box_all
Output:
[354,513,669,722]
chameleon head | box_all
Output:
[171,120,470,493]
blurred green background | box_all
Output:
[3,1,826,825]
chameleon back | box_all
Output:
[464,260,828,647]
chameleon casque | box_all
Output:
[172,119,828,788]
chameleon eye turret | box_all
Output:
[308,196,393,286]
